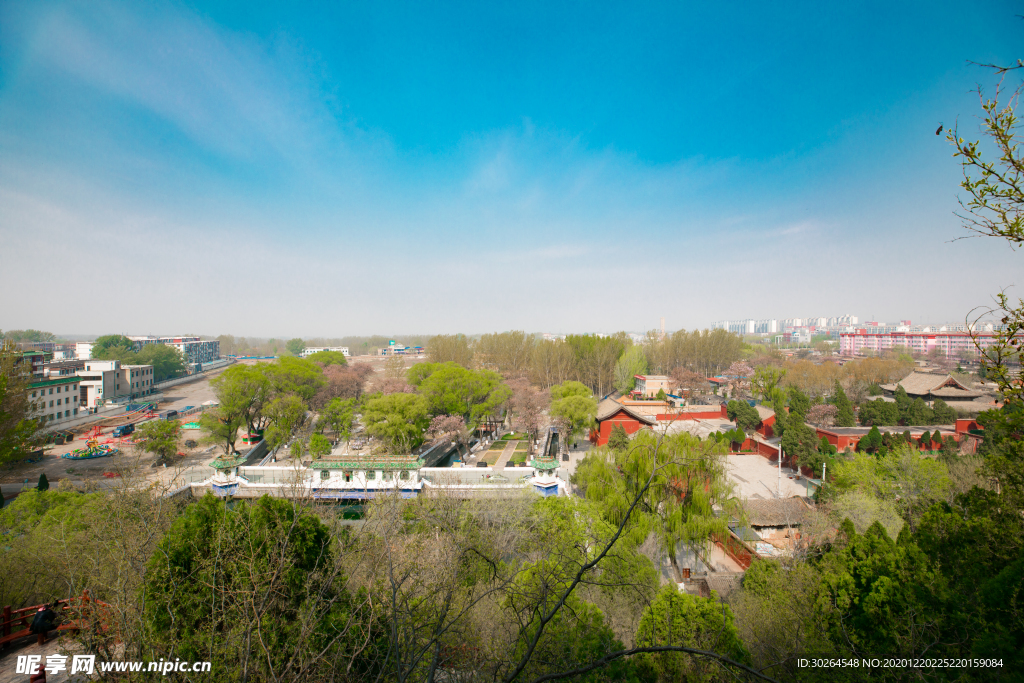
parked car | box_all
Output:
[113,423,136,437]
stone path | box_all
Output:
[488,440,532,469]
[0,635,89,683]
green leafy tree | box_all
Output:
[655,388,668,401]
[319,398,356,441]
[906,397,934,426]
[134,344,188,382]
[781,419,821,474]
[416,364,510,423]
[932,398,957,424]
[308,432,331,459]
[858,398,899,426]
[573,431,738,583]
[565,333,628,397]
[210,363,273,437]
[285,337,305,356]
[144,495,364,679]
[817,521,945,658]
[858,425,883,454]
[362,393,430,453]
[2,329,56,343]
[0,338,39,465]
[751,365,785,399]
[634,586,748,682]
[304,350,348,367]
[265,356,325,402]
[264,395,307,448]
[787,385,811,419]
[550,380,592,401]
[550,382,598,449]
[92,334,135,355]
[613,345,648,395]
[726,400,761,434]
[425,333,474,367]
[831,380,856,427]
[939,436,960,462]
[199,407,244,455]
[136,419,181,464]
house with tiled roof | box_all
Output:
[879,371,995,414]
[880,371,981,402]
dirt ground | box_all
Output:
[0,355,432,497]
[0,365,243,495]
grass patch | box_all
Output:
[501,433,528,440]
[510,454,528,465]
[489,442,506,450]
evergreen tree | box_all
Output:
[607,423,630,451]
[832,380,856,427]
[858,426,883,453]
[37,473,48,491]
[907,397,935,425]
[932,398,957,424]
[787,385,811,419]
[858,398,899,426]
[894,385,912,422]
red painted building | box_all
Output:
[591,398,656,446]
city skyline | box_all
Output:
[1,1,1021,336]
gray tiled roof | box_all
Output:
[596,397,656,424]
[880,372,979,398]
[743,497,811,527]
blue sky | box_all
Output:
[1,1,1021,337]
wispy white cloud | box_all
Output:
[1,1,1019,337]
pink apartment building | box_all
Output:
[839,331,1000,358]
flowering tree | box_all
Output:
[508,379,549,454]
[426,414,467,444]
[724,361,753,398]
[807,403,838,428]
[376,376,414,395]
[669,367,708,402]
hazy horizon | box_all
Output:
[2,1,1021,336]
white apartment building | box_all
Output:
[29,376,82,425]
[128,336,221,373]
[77,360,156,408]
[300,346,351,358]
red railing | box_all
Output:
[1,590,112,650]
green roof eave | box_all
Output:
[529,459,560,470]
[310,459,423,470]
[210,455,247,469]
[30,376,81,388]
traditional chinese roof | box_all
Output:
[596,397,656,424]
[754,405,775,421]
[743,497,812,527]
[210,454,247,469]
[529,458,560,471]
[880,372,981,399]
[310,453,423,470]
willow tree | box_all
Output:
[572,429,740,583]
